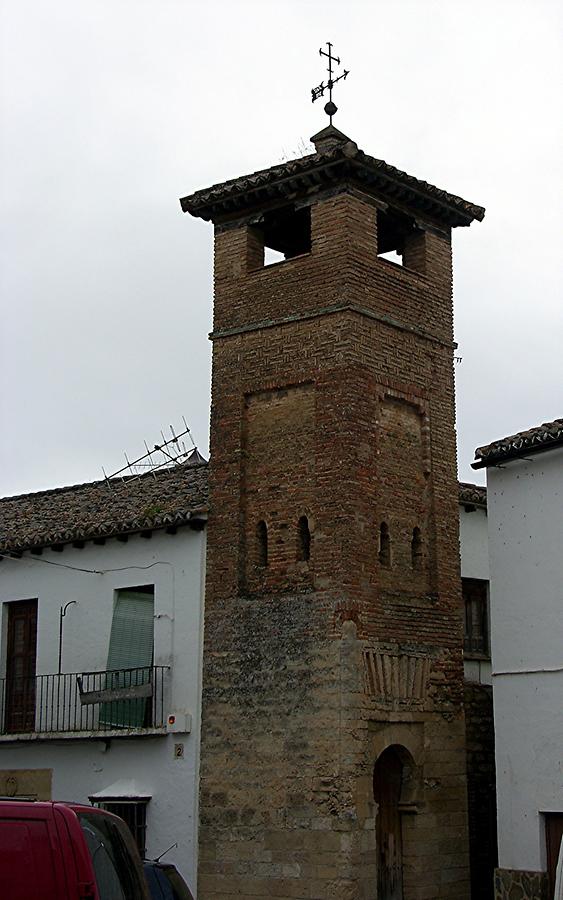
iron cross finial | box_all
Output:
[311,42,350,124]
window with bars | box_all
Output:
[92,799,149,858]
[463,578,489,657]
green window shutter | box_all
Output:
[101,588,155,729]
[106,589,154,671]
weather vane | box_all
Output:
[311,42,350,125]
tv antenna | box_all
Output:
[311,42,350,124]
[102,417,206,489]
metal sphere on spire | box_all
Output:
[311,42,350,125]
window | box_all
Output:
[249,205,311,268]
[378,522,391,568]
[256,520,268,567]
[411,527,422,570]
[297,516,311,562]
[90,801,149,859]
[463,579,489,656]
[101,586,154,728]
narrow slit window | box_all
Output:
[297,516,311,562]
[411,527,423,570]
[256,520,268,568]
[378,522,391,567]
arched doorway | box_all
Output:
[373,745,410,900]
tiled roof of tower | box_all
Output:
[458,482,487,507]
[0,461,208,555]
[473,418,563,469]
[180,129,485,229]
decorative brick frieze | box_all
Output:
[363,648,431,701]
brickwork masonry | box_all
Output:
[199,189,471,899]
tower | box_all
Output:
[181,125,484,899]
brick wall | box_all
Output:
[199,188,471,899]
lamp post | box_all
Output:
[58,601,77,674]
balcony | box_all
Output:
[0,666,169,741]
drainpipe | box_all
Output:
[58,601,77,674]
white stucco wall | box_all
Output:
[459,504,489,582]
[459,502,492,684]
[487,447,563,873]
[0,526,205,894]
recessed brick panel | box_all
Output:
[242,384,315,592]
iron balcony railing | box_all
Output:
[0,666,169,736]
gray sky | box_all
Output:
[1,0,562,496]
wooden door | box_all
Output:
[5,599,37,733]
[374,747,404,900]
[546,814,563,900]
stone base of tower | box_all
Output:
[197,617,470,900]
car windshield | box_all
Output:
[79,811,146,900]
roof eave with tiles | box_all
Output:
[180,131,485,230]
[458,482,487,508]
[0,463,209,555]
[473,418,563,469]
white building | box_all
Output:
[459,482,491,685]
[0,461,207,895]
[474,418,563,900]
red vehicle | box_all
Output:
[0,800,150,899]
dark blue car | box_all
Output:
[143,860,194,900]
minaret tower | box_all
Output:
[181,61,484,898]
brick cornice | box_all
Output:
[209,301,455,349]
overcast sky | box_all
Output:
[1,0,561,496]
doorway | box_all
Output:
[374,745,406,900]
[545,813,563,900]
[5,599,37,733]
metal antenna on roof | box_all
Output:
[102,419,206,490]
[182,415,197,450]
[311,42,350,125]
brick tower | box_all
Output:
[181,125,484,900]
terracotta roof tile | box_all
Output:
[473,418,563,468]
[0,463,208,554]
[458,482,487,507]
[180,139,485,229]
